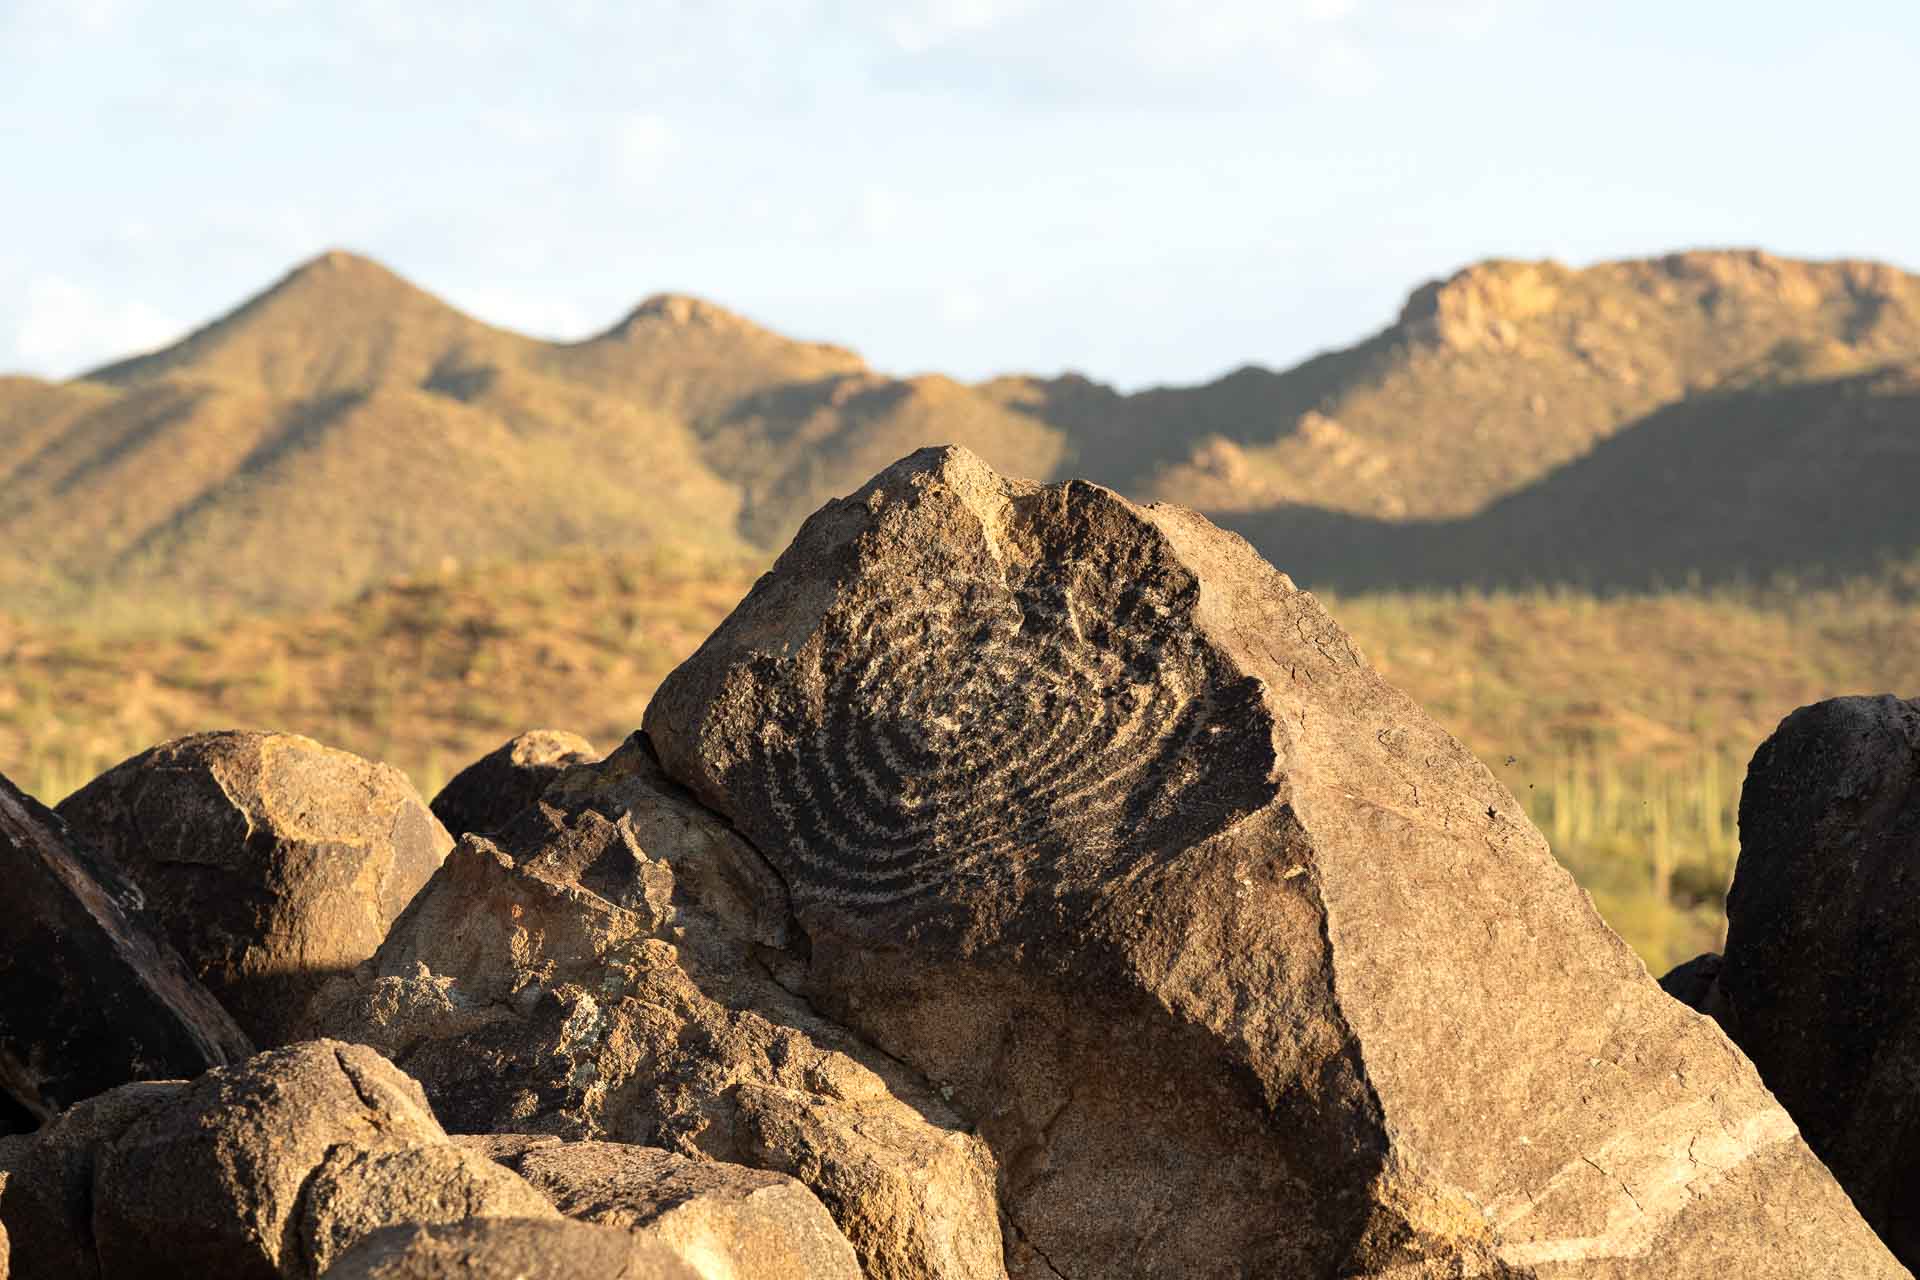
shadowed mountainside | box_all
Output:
[1221,359,1920,592]
[4,246,1918,619]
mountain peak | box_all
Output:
[627,292,750,328]
[586,292,863,368]
[1396,259,1572,352]
[83,249,492,394]
[261,248,438,307]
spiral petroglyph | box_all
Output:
[724,497,1275,911]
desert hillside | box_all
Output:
[5,247,1918,621]
[9,544,1918,972]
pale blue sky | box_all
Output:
[3,1,1915,389]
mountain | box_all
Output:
[4,246,1917,622]
[0,252,1056,620]
[1002,250,1920,522]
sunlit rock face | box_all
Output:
[645,444,1904,1279]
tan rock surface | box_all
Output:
[469,1135,861,1279]
[57,732,452,1048]
[298,1142,559,1276]
[643,445,1905,1278]
[311,734,1005,1279]
[319,1218,700,1280]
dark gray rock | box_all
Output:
[58,731,452,1048]
[1721,694,1920,1266]
[429,730,598,838]
[0,770,250,1125]
[643,445,1903,1279]
[0,1080,185,1280]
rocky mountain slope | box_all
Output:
[4,247,1917,620]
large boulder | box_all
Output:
[463,1135,862,1279]
[643,445,1903,1278]
[58,732,453,1048]
[1717,694,1920,1265]
[429,730,598,838]
[322,1218,699,1280]
[90,1040,543,1279]
[0,771,250,1125]
[309,735,1005,1280]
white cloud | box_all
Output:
[885,0,1034,53]
[611,113,677,186]
[859,185,909,237]
[1308,36,1383,97]
[939,284,988,325]
[5,0,135,37]
[8,276,180,377]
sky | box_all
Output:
[3,1,1917,390]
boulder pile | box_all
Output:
[0,447,1909,1277]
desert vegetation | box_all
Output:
[8,547,1916,974]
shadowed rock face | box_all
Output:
[0,1080,186,1279]
[85,1041,569,1280]
[57,731,452,1048]
[429,730,599,839]
[1719,695,1920,1266]
[0,770,251,1125]
[644,445,1906,1279]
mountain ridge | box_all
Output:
[5,245,1917,621]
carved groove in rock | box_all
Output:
[753,500,1271,909]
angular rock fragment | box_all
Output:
[465,1135,861,1279]
[0,770,250,1124]
[310,734,1005,1280]
[643,445,1903,1278]
[322,1218,699,1280]
[429,730,598,838]
[91,1043,541,1280]
[1718,694,1920,1266]
[58,731,453,1048]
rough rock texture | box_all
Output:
[0,770,251,1124]
[309,734,1005,1279]
[322,1218,700,1280]
[92,1041,453,1279]
[57,732,453,1049]
[299,1143,559,1276]
[466,1135,861,1279]
[429,730,599,838]
[643,445,1903,1278]
[1719,694,1920,1266]
[0,1080,185,1280]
